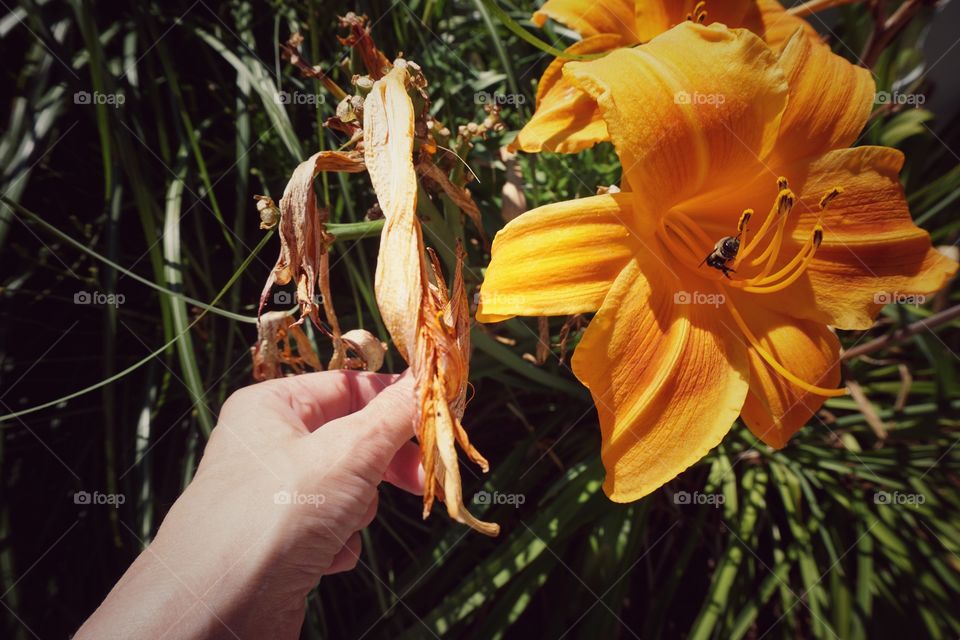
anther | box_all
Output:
[819,186,843,210]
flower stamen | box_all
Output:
[727,298,846,397]
[659,212,711,275]
[733,179,793,269]
[686,1,709,23]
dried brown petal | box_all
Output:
[341,328,386,371]
[338,13,391,80]
[416,159,488,246]
[259,151,364,366]
[251,311,322,381]
[364,64,499,537]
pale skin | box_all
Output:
[77,370,422,639]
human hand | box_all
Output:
[77,370,421,639]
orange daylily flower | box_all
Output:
[515,0,853,153]
[478,23,956,502]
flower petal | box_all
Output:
[770,27,875,165]
[749,146,957,329]
[510,34,621,154]
[364,65,424,361]
[533,0,639,42]
[731,292,841,448]
[741,0,820,52]
[564,23,787,215]
[477,192,639,322]
[571,257,750,502]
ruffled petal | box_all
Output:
[572,257,750,502]
[563,23,788,216]
[741,0,820,52]
[477,192,639,322]
[771,27,875,165]
[744,146,957,329]
[731,292,841,448]
[532,0,639,42]
[510,34,621,154]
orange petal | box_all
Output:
[533,0,639,42]
[563,23,787,215]
[477,192,638,322]
[742,0,820,52]
[363,64,424,361]
[731,292,841,448]
[770,27,875,165]
[746,146,957,330]
[571,258,750,502]
[510,34,621,154]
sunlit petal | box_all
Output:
[564,23,788,215]
[478,192,639,322]
[572,257,750,502]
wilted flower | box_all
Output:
[251,311,323,381]
[365,62,499,536]
[258,18,497,534]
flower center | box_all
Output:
[654,177,846,398]
[656,176,839,292]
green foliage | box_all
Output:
[0,1,958,638]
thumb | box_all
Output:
[319,371,418,470]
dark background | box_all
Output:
[1,1,960,638]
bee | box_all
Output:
[700,236,740,278]
[698,211,751,279]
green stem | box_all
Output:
[327,219,385,240]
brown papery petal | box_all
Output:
[364,63,499,536]
[258,150,363,366]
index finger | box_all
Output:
[230,369,405,431]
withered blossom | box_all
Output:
[255,18,497,534]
